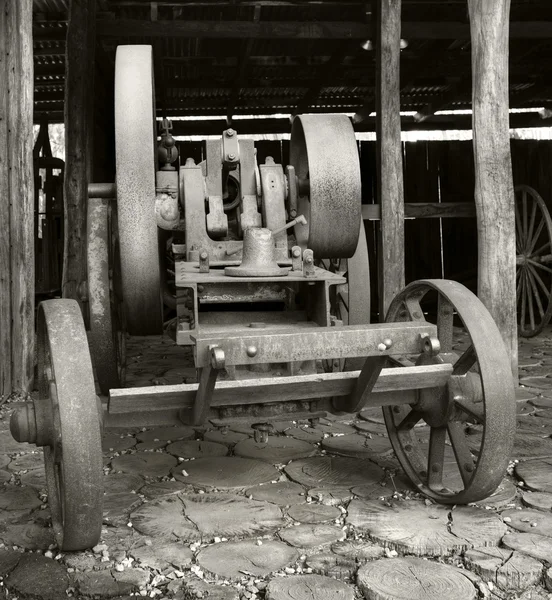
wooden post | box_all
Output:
[62,0,96,307]
[0,0,35,395]
[376,0,405,318]
[468,0,518,379]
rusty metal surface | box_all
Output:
[290,114,361,258]
[193,321,438,368]
[225,228,288,277]
[38,300,103,550]
[383,279,516,504]
[115,45,162,334]
[87,198,126,394]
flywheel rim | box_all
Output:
[115,45,163,334]
[290,114,361,259]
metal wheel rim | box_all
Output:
[87,198,127,394]
[290,114,361,258]
[115,45,163,334]
[515,184,552,337]
[39,300,103,550]
[383,279,515,504]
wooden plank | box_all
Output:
[468,0,518,379]
[109,363,451,415]
[3,0,35,393]
[376,0,405,317]
[62,0,96,308]
[0,0,11,395]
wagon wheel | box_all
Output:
[10,300,103,550]
[515,184,552,337]
[87,197,126,394]
[290,114,362,258]
[317,219,371,372]
[115,45,163,334]
[382,279,515,504]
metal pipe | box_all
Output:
[88,183,116,198]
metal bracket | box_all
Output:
[191,345,226,426]
[291,245,302,271]
[199,248,209,273]
[240,194,262,230]
[303,249,315,278]
[420,333,441,357]
[222,128,239,170]
[285,165,298,218]
[206,195,228,238]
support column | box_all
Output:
[468,0,518,379]
[376,0,405,318]
[62,0,96,308]
[0,0,35,394]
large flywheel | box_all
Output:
[115,45,163,334]
[290,114,362,258]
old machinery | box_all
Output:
[9,45,516,551]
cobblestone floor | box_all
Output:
[1,328,552,599]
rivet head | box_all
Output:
[377,343,387,352]
[383,338,393,348]
[246,346,258,357]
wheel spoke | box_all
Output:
[397,408,423,431]
[427,426,447,490]
[527,258,552,274]
[532,240,551,257]
[522,190,528,248]
[452,344,476,376]
[453,397,484,424]
[527,263,550,298]
[515,199,524,244]
[405,295,425,322]
[526,267,545,319]
[526,196,538,253]
[437,296,454,353]
[527,219,545,257]
[447,422,476,486]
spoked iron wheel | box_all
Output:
[10,300,103,550]
[87,197,126,394]
[382,279,515,504]
[515,184,552,337]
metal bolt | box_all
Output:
[413,311,423,319]
[305,256,313,264]
[377,343,387,352]
[464,463,474,473]
[404,444,412,452]
[200,250,208,260]
[292,248,301,258]
[227,153,236,161]
[226,129,235,137]
[246,346,258,357]
[198,285,204,293]
[431,464,440,473]
[383,338,393,348]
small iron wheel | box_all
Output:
[515,184,552,337]
[87,197,126,394]
[11,300,104,550]
[383,279,515,504]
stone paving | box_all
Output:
[1,330,552,599]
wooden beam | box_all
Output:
[468,0,517,379]
[63,0,96,309]
[96,19,552,40]
[376,0,405,319]
[0,0,35,395]
[362,203,476,220]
